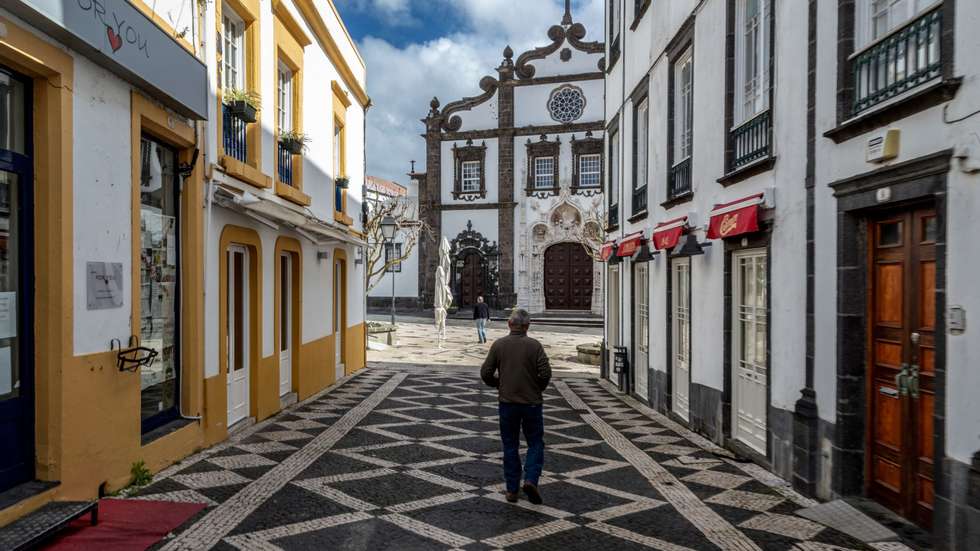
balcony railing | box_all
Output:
[335,184,343,213]
[277,142,293,186]
[608,203,619,227]
[222,104,247,163]
[669,157,692,199]
[632,185,647,215]
[730,110,772,171]
[852,6,942,114]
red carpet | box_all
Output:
[43,498,206,551]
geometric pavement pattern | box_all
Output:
[129,368,910,551]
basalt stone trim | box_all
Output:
[649,369,668,414]
[441,121,605,142]
[512,72,604,87]
[934,456,980,550]
[769,406,794,483]
[688,382,722,445]
[832,151,950,537]
[496,73,515,306]
[419,128,444,308]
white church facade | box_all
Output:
[417,6,606,314]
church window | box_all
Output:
[547,85,586,124]
[534,157,555,189]
[452,140,487,200]
[579,154,601,187]
[461,161,481,192]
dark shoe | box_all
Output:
[505,491,518,503]
[522,483,542,505]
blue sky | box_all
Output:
[333,0,604,183]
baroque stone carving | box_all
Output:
[548,85,586,123]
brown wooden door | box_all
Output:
[458,253,483,307]
[867,207,937,528]
[545,243,593,310]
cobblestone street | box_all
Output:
[129,361,908,550]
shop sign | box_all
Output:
[707,193,764,240]
[616,232,645,257]
[652,217,687,250]
[7,0,207,118]
[599,241,616,262]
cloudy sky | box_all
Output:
[334,0,604,184]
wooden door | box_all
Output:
[868,207,936,528]
[459,253,483,307]
[545,243,594,310]
[279,253,292,397]
[632,262,649,399]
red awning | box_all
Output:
[616,232,645,257]
[707,193,765,240]
[599,241,616,262]
[652,216,688,250]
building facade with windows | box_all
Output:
[602,0,980,547]
[0,0,367,529]
[204,0,368,440]
[418,5,605,314]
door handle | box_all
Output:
[895,364,910,396]
[909,364,920,399]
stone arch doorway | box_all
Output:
[544,242,593,310]
[450,221,500,308]
[456,249,484,307]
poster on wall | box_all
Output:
[86,262,125,310]
[0,292,16,339]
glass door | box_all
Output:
[0,66,34,492]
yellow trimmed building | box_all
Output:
[0,0,367,528]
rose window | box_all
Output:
[547,85,586,123]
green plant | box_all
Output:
[223,88,261,110]
[130,459,153,487]
[279,130,311,143]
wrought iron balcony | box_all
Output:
[730,110,772,171]
[632,185,647,215]
[277,142,293,186]
[669,157,692,199]
[852,6,942,114]
[222,104,247,163]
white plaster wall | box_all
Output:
[813,0,980,463]
[514,80,603,128]
[606,0,810,416]
[520,45,603,80]
[440,138,499,205]
[147,0,197,43]
[441,210,499,248]
[451,95,498,133]
[71,55,137,355]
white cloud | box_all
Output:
[360,0,604,183]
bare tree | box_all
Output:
[571,200,607,261]
[365,195,431,292]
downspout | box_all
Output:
[180,0,209,422]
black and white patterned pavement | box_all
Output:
[131,368,910,550]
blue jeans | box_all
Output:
[498,402,544,493]
[476,318,487,342]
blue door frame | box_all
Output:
[0,65,36,493]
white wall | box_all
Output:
[441,138,500,205]
[514,79,604,128]
[70,54,136,355]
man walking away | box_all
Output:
[480,309,551,504]
[473,296,491,343]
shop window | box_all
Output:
[139,135,181,432]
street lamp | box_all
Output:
[380,216,397,328]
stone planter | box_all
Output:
[576,343,601,366]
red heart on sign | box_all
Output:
[107,26,123,52]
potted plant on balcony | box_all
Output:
[223,89,260,123]
[335,176,350,189]
[279,130,310,155]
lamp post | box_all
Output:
[380,216,397,328]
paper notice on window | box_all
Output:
[0,292,16,339]
[0,347,11,395]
